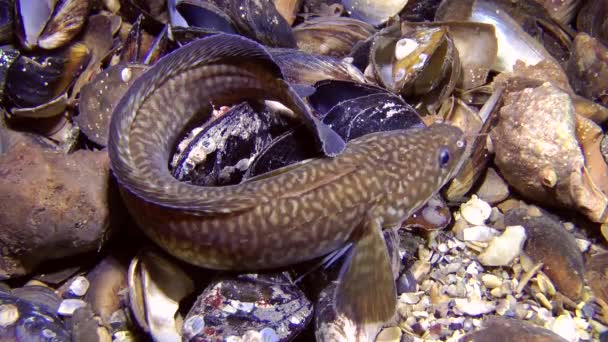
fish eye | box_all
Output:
[438,147,450,168]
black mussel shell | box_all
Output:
[175,0,237,34]
[171,102,290,186]
[5,43,89,109]
[322,92,424,141]
[308,80,386,116]
[182,272,313,342]
[244,126,318,179]
[170,26,218,45]
[0,291,70,341]
[228,0,296,48]
[247,81,424,177]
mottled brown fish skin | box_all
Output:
[108,35,467,326]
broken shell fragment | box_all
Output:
[491,82,608,223]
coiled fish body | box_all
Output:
[108,33,467,326]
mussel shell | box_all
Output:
[293,16,376,58]
[0,291,70,341]
[342,0,409,26]
[308,80,386,115]
[270,48,365,86]
[436,0,561,72]
[77,63,147,146]
[228,0,296,48]
[37,0,91,50]
[171,102,290,186]
[11,285,62,313]
[322,92,424,141]
[247,81,424,176]
[182,273,313,342]
[244,126,317,178]
[5,43,90,108]
[175,0,237,34]
[14,0,53,50]
[0,0,13,44]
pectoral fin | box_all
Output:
[335,216,396,325]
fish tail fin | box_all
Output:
[335,216,397,326]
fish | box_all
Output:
[108,33,468,327]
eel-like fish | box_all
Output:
[108,33,467,326]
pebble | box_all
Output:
[481,274,502,289]
[68,276,90,297]
[505,208,585,300]
[551,313,579,342]
[462,225,500,242]
[477,225,526,266]
[459,195,493,226]
[57,299,87,316]
[453,297,496,316]
[476,167,510,204]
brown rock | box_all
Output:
[504,208,585,300]
[0,130,116,279]
[459,317,567,342]
[567,33,608,107]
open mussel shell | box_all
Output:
[369,23,459,105]
[270,48,365,86]
[182,272,313,341]
[5,43,90,110]
[128,249,194,341]
[170,102,290,186]
[436,0,560,72]
[15,0,91,50]
[293,16,376,58]
[173,0,237,34]
[342,0,409,26]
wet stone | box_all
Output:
[182,272,312,342]
[504,208,585,300]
